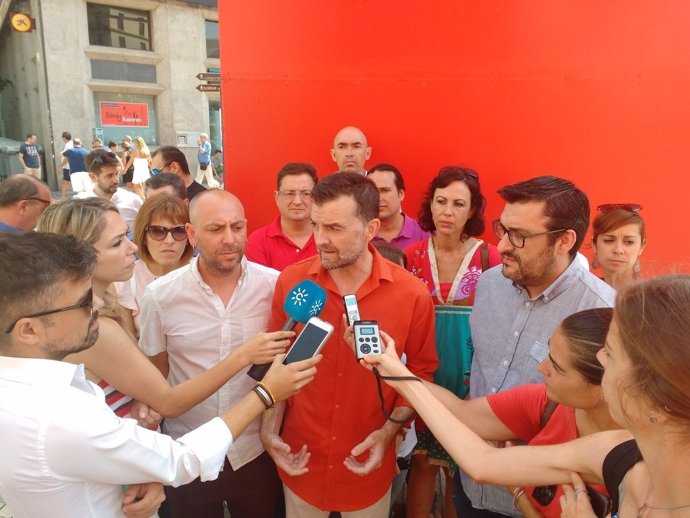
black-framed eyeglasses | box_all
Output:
[492,220,567,249]
[276,190,313,200]
[145,225,187,241]
[22,197,52,206]
[597,203,642,214]
[5,288,94,334]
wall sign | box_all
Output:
[98,101,149,127]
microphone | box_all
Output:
[247,279,327,381]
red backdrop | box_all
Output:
[219,1,690,274]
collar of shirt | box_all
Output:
[189,254,249,294]
[265,214,285,238]
[398,213,420,239]
[0,221,20,232]
[0,356,91,392]
[514,257,585,303]
[305,243,395,298]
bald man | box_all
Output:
[139,189,285,518]
[330,126,372,175]
[0,175,51,232]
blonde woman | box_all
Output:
[124,136,152,198]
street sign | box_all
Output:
[196,73,220,82]
[11,12,34,32]
[196,83,220,92]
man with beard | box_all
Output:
[456,176,615,518]
[261,172,438,517]
[76,148,141,230]
[139,189,286,518]
[0,232,320,518]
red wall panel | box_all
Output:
[220,1,690,274]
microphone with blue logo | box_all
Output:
[247,279,327,381]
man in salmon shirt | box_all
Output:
[261,172,438,517]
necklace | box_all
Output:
[638,502,690,518]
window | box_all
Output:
[91,60,157,83]
[205,20,219,58]
[93,93,159,146]
[87,3,152,51]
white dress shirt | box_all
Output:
[140,256,279,470]
[0,356,232,518]
[74,188,142,231]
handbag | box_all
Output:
[199,163,208,170]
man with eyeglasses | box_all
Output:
[455,176,615,518]
[0,231,320,518]
[75,148,142,231]
[246,162,319,271]
[151,145,206,201]
[0,174,51,232]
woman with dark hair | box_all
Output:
[404,166,501,518]
[116,193,194,338]
[591,204,646,291]
[361,275,690,518]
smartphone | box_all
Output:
[353,320,382,360]
[282,317,334,364]
[343,294,361,326]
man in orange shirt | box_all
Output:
[261,172,437,517]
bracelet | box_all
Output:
[253,385,274,409]
[256,382,276,406]
[512,488,526,510]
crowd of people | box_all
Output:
[0,125,686,518]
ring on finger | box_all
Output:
[574,488,588,496]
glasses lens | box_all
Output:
[170,226,188,241]
[298,191,312,199]
[492,220,505,239]
[531,485,556,506]
[597,203,642,213]
[146,226,167,240]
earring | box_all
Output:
[599,394,605,401]
[592,256,600,269]
[633,259,641,274]
[649,415,658,424]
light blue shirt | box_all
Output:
[461,258,615,516]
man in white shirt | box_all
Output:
[140,189,285,518]
[0,231,320,518]
[75,148,142,230]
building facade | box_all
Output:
[0,0,221,188]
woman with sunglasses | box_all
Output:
[361,275,690,518]
[37,198,291,421]
[591,204,646,291]
[124,136,152,199]
[116,194,193,338]
[404,166,501,518]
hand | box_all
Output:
[342,314,356,354]
[358,332,410,380]
[238,330,294,365]
[343,429,387,476]
[261,432,311,476]
[122,482,165,518]
[559,472,597,518]
[131,400,163,429]
[262,353,322,402]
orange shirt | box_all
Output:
[270,245,438,511]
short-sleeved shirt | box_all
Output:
[19,142,40,168]
[63,147,88,172]
[140,256,279,470]
[461,259,615,516]
[198,141,212,165]
[246,215,317,271]
[487,384,608,518]
[371,213,430,251]
[270,245,438,511]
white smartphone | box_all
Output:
[343,294,361,326]
[282,317,334,364]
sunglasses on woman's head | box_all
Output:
[145,225,187,241]
[597,203,642,214]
